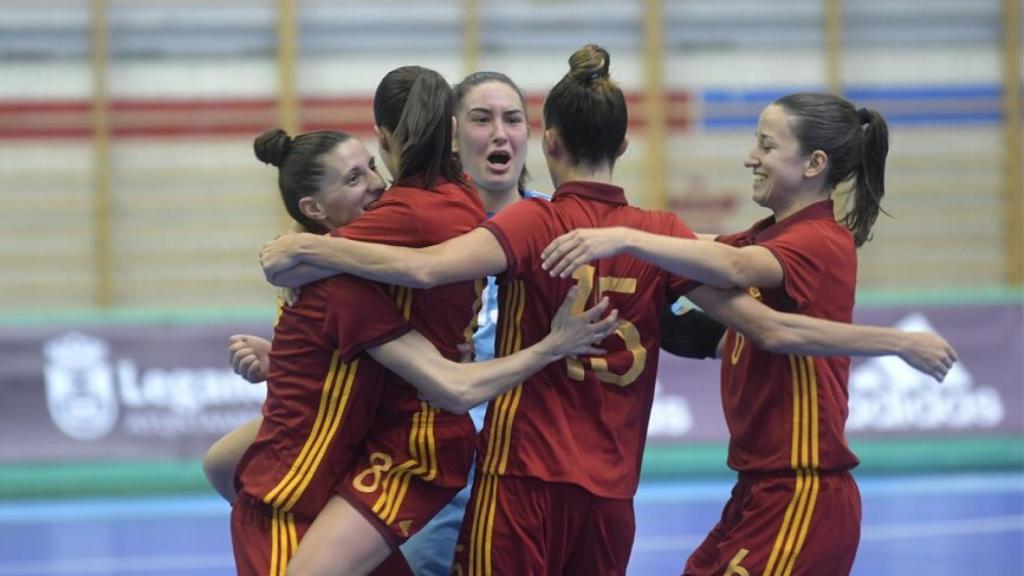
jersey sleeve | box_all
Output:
[333,197,422,247]
[661,212,701,298]
[714,229,753,247]
[758,221,835,309]
[321,276,412,361]
[478,199,556,279]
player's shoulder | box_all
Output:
[785,215,854,245]
[619,205,687,232]
[382,179,467,202]
[772,218,856,264]
[502,192,556,219]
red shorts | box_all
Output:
[230,493,413,576]
[234,356,387,521]
[684,470,861,576]
[336,403,476,548]
[452,472,636,576]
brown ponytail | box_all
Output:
[373,66,466,189]
[845,108,889,246]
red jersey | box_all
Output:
[717,200,860,472]
[235,276,411,519]
[478,181,697,499]
[337,176,487,420]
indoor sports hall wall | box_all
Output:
[0,0,1020,495]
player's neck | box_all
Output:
[551,163,614,188]
[479,186,521,213]
[773,188,830,222]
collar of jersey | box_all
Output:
[552,181,628,205]
[751,199,836,240]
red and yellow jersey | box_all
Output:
[337,176,487,418]
[717,200,860,473]
[477,181,697,499]
[235,276,411,519]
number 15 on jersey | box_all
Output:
[566,265,646,387]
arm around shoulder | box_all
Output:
[304,228,506,289]
[625,230,784,289]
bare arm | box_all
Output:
[261,228,507,289]
[687,285,957,381]
[265,262,350,290]
[366,288,619,413]
[541,227,783,289]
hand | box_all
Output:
[541,227,631,279]
[260,233,317,284]
[898,331,958,382]
[229,334,272,383]
[542,286,620,358]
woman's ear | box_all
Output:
[805,149,828,179]
[543,128,560,159]
[297,195,326,223]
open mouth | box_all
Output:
[487,150,512,167]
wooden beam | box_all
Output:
[644,0,667,209]
[276,0,299,135]
[824,0,843,94]
[277,0,299,231]
[463,0,480,76]
[91,0,112,307]
[1003,0,1023,285]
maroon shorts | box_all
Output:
[684,470,861,576]
[230,493,413,576]
[452,472,636,576]
[336,403,476,548]
[231,493,313,576]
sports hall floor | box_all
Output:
[0,471,1020,575]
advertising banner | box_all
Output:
[0,324,271,461]
[647,305,1023,443]
[0,303,1020,461]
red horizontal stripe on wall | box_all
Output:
[0,91,692,140]
[0,101,93,114]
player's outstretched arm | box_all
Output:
[541,227,782,289]
[366,287,618,413]
[688,285,958,382]
[261,228,506,290]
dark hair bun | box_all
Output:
[568,44,610,84]
[254,128,292,167]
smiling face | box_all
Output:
[743,104,813,212]
[455,80,529,197]
[309,138,386,229]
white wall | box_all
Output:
[0,0,1017,310]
